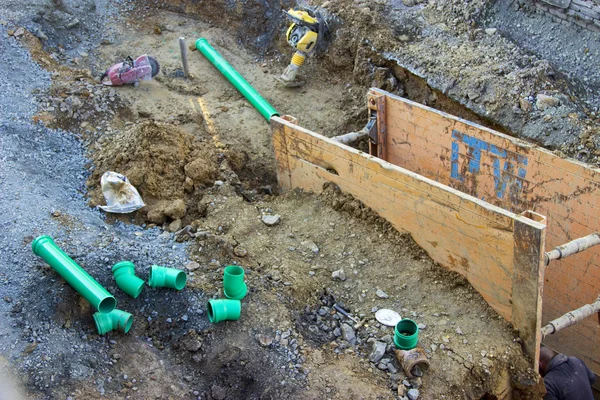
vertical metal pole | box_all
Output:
[179,37,189,78]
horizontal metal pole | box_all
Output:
[544,233,600,265]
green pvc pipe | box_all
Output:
[32,236,116,314]
[112,261,145,299]
[94,309,133,335]
[195,38,279,122]
[223,265,247,300]
[148,265,187,290]
[207,299,241,323]
[394,319,419,350]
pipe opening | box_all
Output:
[207,301,215,323]
[98,297,117,314]
[148,267,154,286]
[133,281,144,298]
[123,315,133,333]
[225,266,244,276]
[174,271,187,290]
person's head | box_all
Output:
[539,345,557,376]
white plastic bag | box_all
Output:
[99,171,145,213]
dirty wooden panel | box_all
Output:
[373,88,600,375]
[272,116,546,367]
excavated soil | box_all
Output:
[9,0,600,398]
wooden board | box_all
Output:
[373,87,600,374]
[272,115,547,367]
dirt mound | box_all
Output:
[87,120,219,225]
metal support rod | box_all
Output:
[332,129,368,145]
[544,232,600,265]
[179,37,189,78]
[541,297,600,338]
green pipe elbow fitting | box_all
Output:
[112,261,145,298]
[394,319,419,350]
[207,299,241,323]
[94,309,133,335]
[195,38,279,122]
[147,265,187,290]
[32,235,116,314]
[223,265,247,300]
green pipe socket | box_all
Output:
[94,309,133,335]
[147,265,187,290]
[207,299,241,323]
[32,235,116,314]
[223,265,247,300]
[394,319,419,350]
[112,261,145,299]
[195,38,279,122]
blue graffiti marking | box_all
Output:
[450,130,528,200]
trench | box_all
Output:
[3,1,555,399]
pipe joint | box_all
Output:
[148,265,187,290]
[112,261,145,299]
[94,309,133,335]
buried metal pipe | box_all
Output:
[544,233,600,265]
[32,236,116,314]
[195,38,279,122]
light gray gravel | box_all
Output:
[0,4,208,396]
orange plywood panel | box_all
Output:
[371,88,600,374]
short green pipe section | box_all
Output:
[195,38,279,122]
[207,299,241,323]
[112,261,145,299]
[148,265,187,290]
[94,309,133,335]
[223,265,247,300]
[32,235,116,314]
[394,319,419,350]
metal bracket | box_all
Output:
[366,111,378,145]
[367,91,387,159]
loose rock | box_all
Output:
[341,323,356,345]
[407,388,420,400]
[331,269,347,281]
[376,289,389,298]
[369,341,387,363]
[261,215,281,226]
[536,94,560,111]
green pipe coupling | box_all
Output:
[112,261,145,298]
[207,299,241,323]
[148,265,187,290]
[94,309,133,335]
[223,265,247,300]
[394,319,419,350]
[32,235,116,314]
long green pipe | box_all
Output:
[32,236,116,314]
[195,38,279,122]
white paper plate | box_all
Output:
[375,309,402,327]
